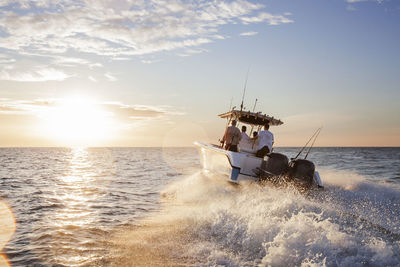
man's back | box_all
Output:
[258,130,274,151]
[225,126,241,145]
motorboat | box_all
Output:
[194,109,323,190]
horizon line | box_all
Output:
[0,146,399,149]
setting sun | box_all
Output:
[38,96,115,146]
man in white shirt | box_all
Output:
[241,126,250,141]
[256,123,274,158]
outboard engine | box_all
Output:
[287,159,315,190]
[258,153,289,181]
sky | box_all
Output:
[0,0,399,147]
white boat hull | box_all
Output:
[194,141,261,184]
[194,141,324,188]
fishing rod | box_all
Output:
[293,127,322,160]
[304,127,322,159]
[240,67,250,112]
[249,98,258,137]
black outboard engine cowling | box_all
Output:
[259,153,289,180]
[287,159,315,190]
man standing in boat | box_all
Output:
[221,120,242,152]
[241,126,250,141]
[256,123,274,158]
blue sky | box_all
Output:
[0,0,399,146]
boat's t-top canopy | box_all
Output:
[218,109,283,126]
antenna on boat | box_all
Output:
[304,127,322,159]
[293,127,322,160]
[229,97,233,110]
[252,98,258,112]
[240,67,250,112]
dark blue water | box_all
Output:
[0,147,399,266]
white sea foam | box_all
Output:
[147,170,400,266]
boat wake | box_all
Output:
[104,169,400,266]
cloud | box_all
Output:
[89,63,103,69]
[0,1,293,83]
[240,31,258,36]
[177,47,208,57]
[0,54,15,64]
[0,106,26,114]
[102,102,165,118]
[241,12,293,25]
[104,72,117,82]
[52,56,91,67]
[141,60,154,64]
[0,98,56,115]
[0,66,71,82]
[0,98,177,121]
[0,0,293,59]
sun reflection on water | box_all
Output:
[38,147,106,266]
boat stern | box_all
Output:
[194,141,258,183]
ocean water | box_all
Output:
[0,147,399,266]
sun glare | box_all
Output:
[40,96,114,146]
